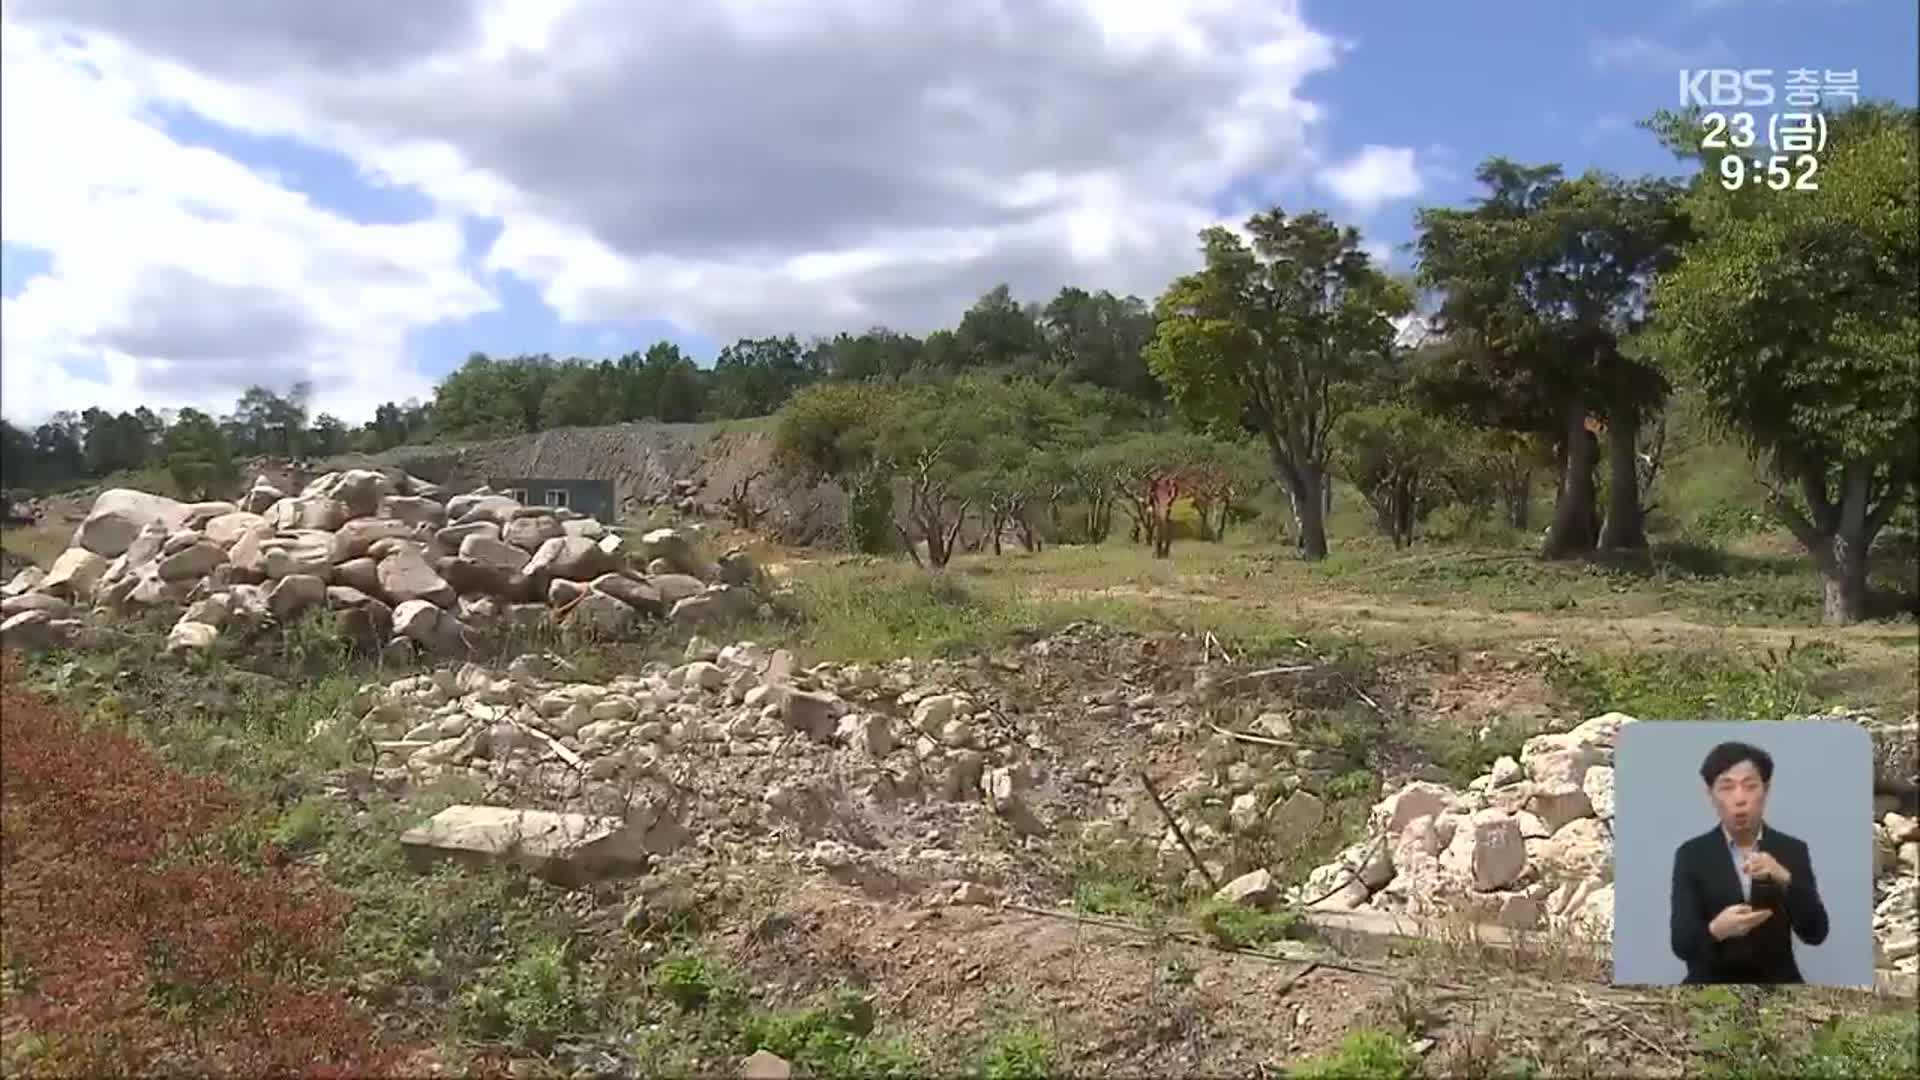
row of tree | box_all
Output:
[773,103,1915,624]
[0,386,434,497]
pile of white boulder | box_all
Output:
[0,472,774,658]
[1288,711,1920,973]
[341,637,1052,896]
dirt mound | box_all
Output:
[321,423,847,546]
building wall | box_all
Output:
[489,477,615,521]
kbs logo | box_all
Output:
[1679,69,1775,107]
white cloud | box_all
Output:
[0,24,493,423]
[1588,34,1733,74]
[3,0,1349,421]
[1315,144,1424,215]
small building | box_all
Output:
[487,477,616,521]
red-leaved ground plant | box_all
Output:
[0,656,400,1076]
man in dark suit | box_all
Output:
[1670,740,1829,984]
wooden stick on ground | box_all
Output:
[1209,722,1306,750]
[1137,769,1219,892]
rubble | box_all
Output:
[4,476,778,658]
[1290,710,1920,974]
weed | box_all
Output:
[1288,1028,1415,1080]
[1544,640,1841,720]
[1795,1011,1920,1079]
[1190,898,1303,950]
[654,949,740,1011]
[458,938,590,1054]
[1687,986,1793,1079]
[736,991,921,1080]
[1061,832,1185,921]
[1327,769,1377,802]
[975,1023,1055,1080]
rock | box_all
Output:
[1490,756,1523,787]
[331,518,420,563]
[2,593,70,617]
[204,511,270,548]
[566,592,637,637]
[160,529,203,556]
[394,599,444,643]
[783,689,840,741]
[1,610,60,650]
[1268,790,1327,838]
[334,558,382,594]
[639,527,710,577]
[1374,781,1455,835]
[166,620,219,654]
[837,714,893,756]
[399,805,650,885]
[913,695,959,732]
[379,495,447,527]
[269,495,351,533]
[1214,868,1279,909]
[1870,722,1919,795]
[156,542,226,582]
[668,585,755,626]
[183,592,232,629]
[1566,883,1614,939]
[74,489,188,556]
[1440,809,1527,892]
[1886,813,1920,844]
[598,534,626,559]
[739,1049,793,1080]
[559,518,605,541]
[1532,818,1611,881]
[504,514,565,552]
[378,547,456,608]
[549,578,585,606]
[460,534,533,574]
[261,531,335,580]
[436,521,501,550]
[305,469,392,517]
[590,573,664,615]
[39,548,109,601]
[179,501,238,529]
[1525,785,1594,835]
[1582,766,1616,821]
[678,661,726,690]
[1228,793,1261,832]
[238,481,284,514]
[526,536,616,582]
[2,567,46,597]
[267,574,328,620]
[227,528,268,580]
[325,585,380,611]
[984,765,1046,835]
[647,557,674,575]
[717,548,760,587]
[652,573,706,604]
[454,495,523,526]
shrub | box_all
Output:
[0,664,396,1075]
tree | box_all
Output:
[949,285,1047,371]
[711,335,816,417]
[810,328,923,381]
[1335,405,1452,548]
[163,408,236,499]
[775,382,898,553]
[308,413,349,457]
[1642,103,1919,624]
[1041,287,1159,399]
[1148,208,1412,559]
[1415,162,1686,558]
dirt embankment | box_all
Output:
[319,423,848,546]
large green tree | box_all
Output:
[1415,162,1686,557]
[1643,104,1919,624]
[1148,209,1411,559]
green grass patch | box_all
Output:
[1543,639,1842,721]
[1061,832,1188,921]
[1288,1029,1416,1079]
[1190,898,1304,950]
[974,1023,1056,1080]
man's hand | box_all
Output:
[1709,903,1773,941]
[1745,851,1791,888]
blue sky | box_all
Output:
[1,0,1914,423]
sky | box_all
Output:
[1,0,1915,425]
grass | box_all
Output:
[0,521,72,570]
[1542,638,1844,721]
[1190,897,1305,950]
[1684,986,1920,1080]
[974,1023,1056,1080]
[1288,1029,1416,1080]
